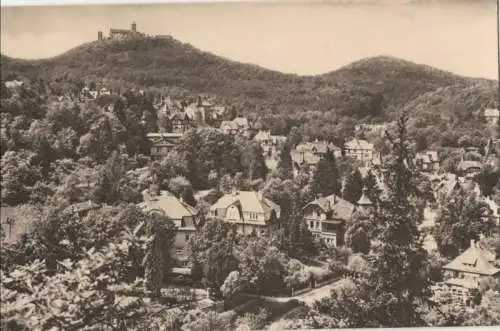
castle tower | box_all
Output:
[97,31,103,41]
[131,21,137,32]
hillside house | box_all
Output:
[303,193,361,247]
[62,200,101,218]
[138,190,200,265]
[254,131,286,156]
[207,190,280,236]
[484,197,500,226]
[344,139,375,164]
[415,151,440,173]
[438,239,499,305]
[4,80,25,89]
[169,111,194,134]
[457,160,483,175]
[147,132,184,159]
[290,140,342,177]
[436,174,481,201]
[220,117,251,136]
[484,108,499,125]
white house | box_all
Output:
[484,108,499,125]
[138,190,200,265]
[344,139,375,164]
[207,190,280,236]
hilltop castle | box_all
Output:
[97,21,145,41]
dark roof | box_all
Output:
[63,201,101,215]
[304,194,355,221]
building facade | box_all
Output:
[303,194,357,247]
[147,132,184,159]
[207,190,280,236]
[344,139,375,164]
[138,190,200,265]
[438,239,500,305]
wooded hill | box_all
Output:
[2,35,498,141]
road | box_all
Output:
[243,279,341,307]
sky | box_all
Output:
[1,1,498,79]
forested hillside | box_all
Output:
[2,36,496,122]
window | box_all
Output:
[181,219,186,227]
[185,233,190,241]
[310,221,314,229]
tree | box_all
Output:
[310,149,341,198]
[287,127,303,148]
[91,152,142,205]
[474,164,500,197]
[240,141,268,180]
[316,112,431,328]
[342,169,364,204]
[363,170,382,207]
[345,221,371,254]
[277,141,293,179]
[220,270,243,301]
[189,220,238,298]
[433,192,495,258]
[143,215,176,298]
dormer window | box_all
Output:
[181,219,186,227]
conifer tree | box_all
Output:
[277,141,293,179]
[363,170,382,207]
[342,169,364,204]
[311,149,341,197]
[316,112,431,328]
[143,215,176,298]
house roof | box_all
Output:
[233,117,249,128]
[304,194,355,221]
[484,108,500,117]
[443,242,500,276]
[357,190,373,206]
[209,191,280,217]
[220,121,239,131]
[139,190,198,221]
[169,112,190,121]
[291,150,321,166]
[254,131,271,142]
[63,201,101,215]
[345,139,374,151]
[457,160,483,172]
[295,140,341,154]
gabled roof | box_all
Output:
[304,194,355,221]
[443,242,499,276]
[291,150,321,166]
[139,190,198,221]
[209,191,280,218]
[169,112,190,121]
[345,139,374,151]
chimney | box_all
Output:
[97,31,103,41]
[231,187,238,196]
[257,191,263,201]
[470,239,475,248]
